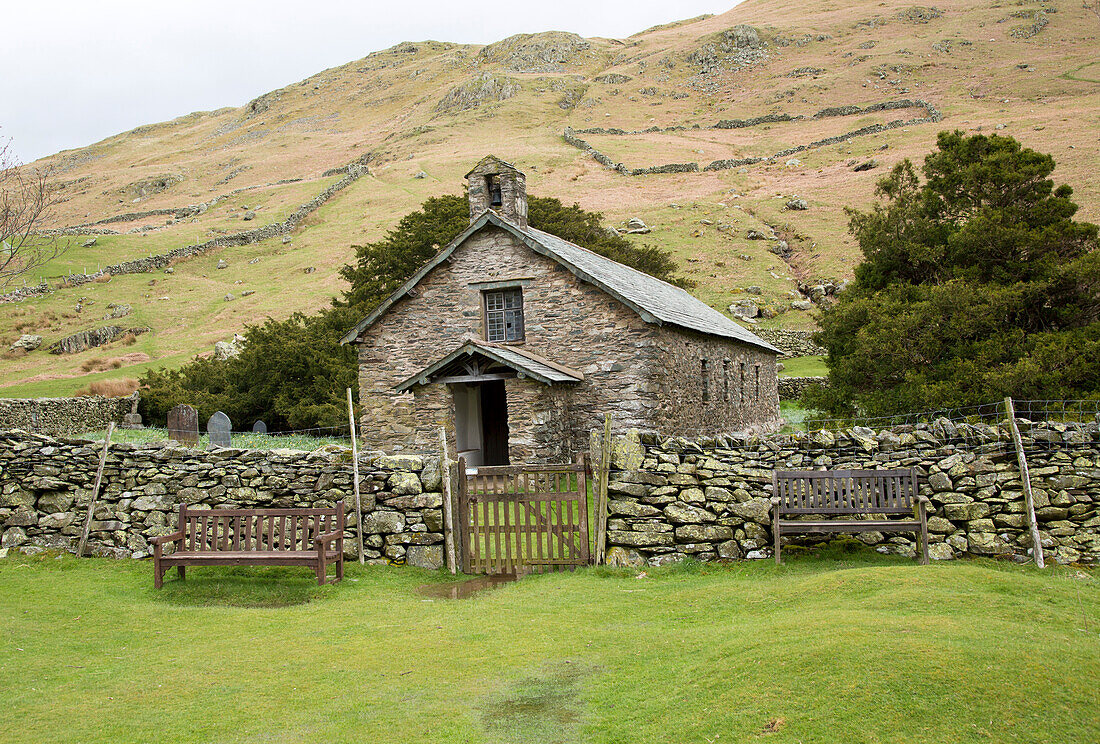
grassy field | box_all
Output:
[778,355,826,378]
[1,548,1096,743]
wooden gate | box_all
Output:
[456,455,590,575]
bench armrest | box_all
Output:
[769,496,781,505]
[916,493,932,505]
[313,531,342,547]
[149,530,184,546]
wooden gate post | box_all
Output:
[438,426,457,574]
[1005,397,1045,568]
[456,456,470,574]
[77,422,115,557]
[346,388,365,564]
[577,451,592,566]
[594,413,613,565]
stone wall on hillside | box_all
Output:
[566,99,944,175]
[0,430,447,568]
[0,394,137,437]
[777,376,828,401]
[753,329,826,357]
[4,159,373,304]
[603,420,1100,567]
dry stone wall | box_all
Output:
[0,430,447,568]
[753,329,826,357]
[777,377,828,401]
[12,161,371,301]
[604,420,1100,567]
[565,99,943,175]
[0,394,137,437]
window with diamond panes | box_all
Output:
[484,289,525,342]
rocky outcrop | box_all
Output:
[48,326,150,355]
[476,31,593,72]
[435,73,521,113]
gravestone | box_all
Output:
[121,412,143,429]
[252,420,267,434]
[208,411,232,448]
[167,404,199,447]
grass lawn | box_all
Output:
[778,355,826,378]
[1,548,1096,743]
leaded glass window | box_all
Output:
[485,289,524,342]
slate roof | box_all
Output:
[340,210,780,354]
[394,338,584,393]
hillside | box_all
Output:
[2,0,1097,397]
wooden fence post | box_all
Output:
[346,388,365,564]
[594,413,613,565]
[439,426,457,574]
[1005,397,1045,569]
[77,422,115,557]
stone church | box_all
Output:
[341,156,781,464]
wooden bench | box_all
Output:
[149,502,345,588]
[771,469,929,565]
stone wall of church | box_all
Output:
[649,328,782,437]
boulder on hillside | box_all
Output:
[9,335,42,353]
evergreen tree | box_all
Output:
[807,131,1100,417]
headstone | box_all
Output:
[167,404,199,447]
[252,420,267,434]
[121,412,143,429]
[208,411,232,448]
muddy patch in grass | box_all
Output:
[480,661,588,743]
[416,573,519,600]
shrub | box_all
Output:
[73,378,139,397]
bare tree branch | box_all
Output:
[0,137,67,288]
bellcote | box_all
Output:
[465,155,528,228]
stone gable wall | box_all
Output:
[603,421,1100,567]
[354,225,781,461]
[0,430,447,568]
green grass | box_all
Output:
[1,549,1096,743]
[780,400,813,432]
[778,355,826,378]
[76,426,349,451]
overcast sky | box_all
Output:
[2,0,740,164]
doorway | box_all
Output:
[452,380,510,467]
